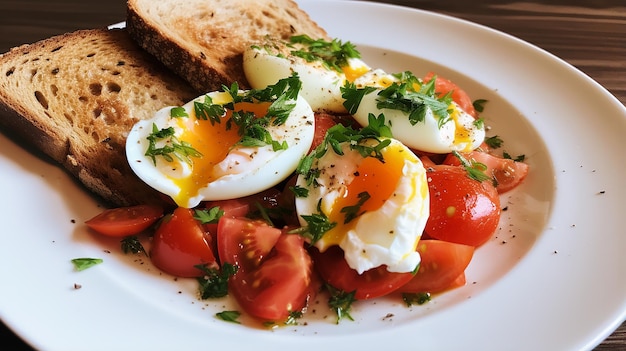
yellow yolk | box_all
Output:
[170,101,271,206]
[322,144,406,247]
[343,63,371,82]
[450,104,475,152]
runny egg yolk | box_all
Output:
[322,143,406,246]
[170,101,271,206]
[343,63,371,82]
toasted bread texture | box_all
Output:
[0,28,198,207]
[127,0,330,93]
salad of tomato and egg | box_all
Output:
[85,35,529,325]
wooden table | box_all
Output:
[0,1,624,350]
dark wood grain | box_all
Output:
[0,1,624,350]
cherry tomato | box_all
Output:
[85,205,163,237]
[217,217,314,321]
[423,72,477,117]
[310,245,415,300]
[150,207,218,278]
[443,151,529,193]
[425,165,501,247]
[399,240,474,294]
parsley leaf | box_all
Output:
[289,35,361,73]
[196,263,238,299]
[193,207,224,224]
[326,284,356,324]
[451,151,492,183]
[289,200,337,244]
[215,310,241,324]
[402,292,431,306]
[341,191,371,224]
[71,258,103,271]
[472,99,488,113]
[144,123,202,165]
[484,135,503,149]
[120,236,147,256]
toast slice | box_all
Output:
[126,0,330,93]
[0,28,198,207]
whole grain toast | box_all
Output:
[0,28,198,207]
[126,0,330,93]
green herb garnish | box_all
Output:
[289,35,361,73]
[341,191,371,224]
[451,150,492,183]
[144,124,202,165]
[196,263,238,299]
[326,284,356,324]
[120,236,147,256]
[402,292,431,306]
[71,258,103,271]
[193,207,224,224]
[215,310,241,324]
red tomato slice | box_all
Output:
[85,205,163,237]
[423,72,477,118]
[310,246,415,300]
[443,151,529,193]
[150,207,218,278]
[399,240,474,294]
[425,165,501,247]
[217,217,314,321]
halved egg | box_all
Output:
[243,36,370,114]
[126,81,315,208]
[294,137,429,274]
[350,70,486,154]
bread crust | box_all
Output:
[0,28,198,207]
[126,0,330,93]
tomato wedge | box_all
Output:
[399,240,474,294]
[150,207,218,278]
[425,165,501,247]
[443,150,529,193]
[310,245,415,300]
[85,205,163,237]
[217,217,314,321]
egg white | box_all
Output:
[295,137,429,274]
[126,90,315,208]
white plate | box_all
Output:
[1,1,625,350]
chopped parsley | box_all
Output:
[342,71,453,127]
[289,200,336,244]
[196,263,238,299]
[193,207,224,224]
[215,310,241,324]
[71,258,103,271]
[472,98,488,113]
[120,236,147,256]
[284,311,304,325]
[289,35,361,73]
[402,292,431,306]
[341,191,370,224]
[484,135,503,149]
[451,150,492,183]
[144,124,202,166]
[326,284,356,324]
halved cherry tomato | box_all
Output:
[85,205,163,237]
[424,72,477,118]
[217,217,314,321]
[399,240,474,294]
[310,245,415,300]
[443,151,529,193]
[425,165,501,247]
[150,207,217,278]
